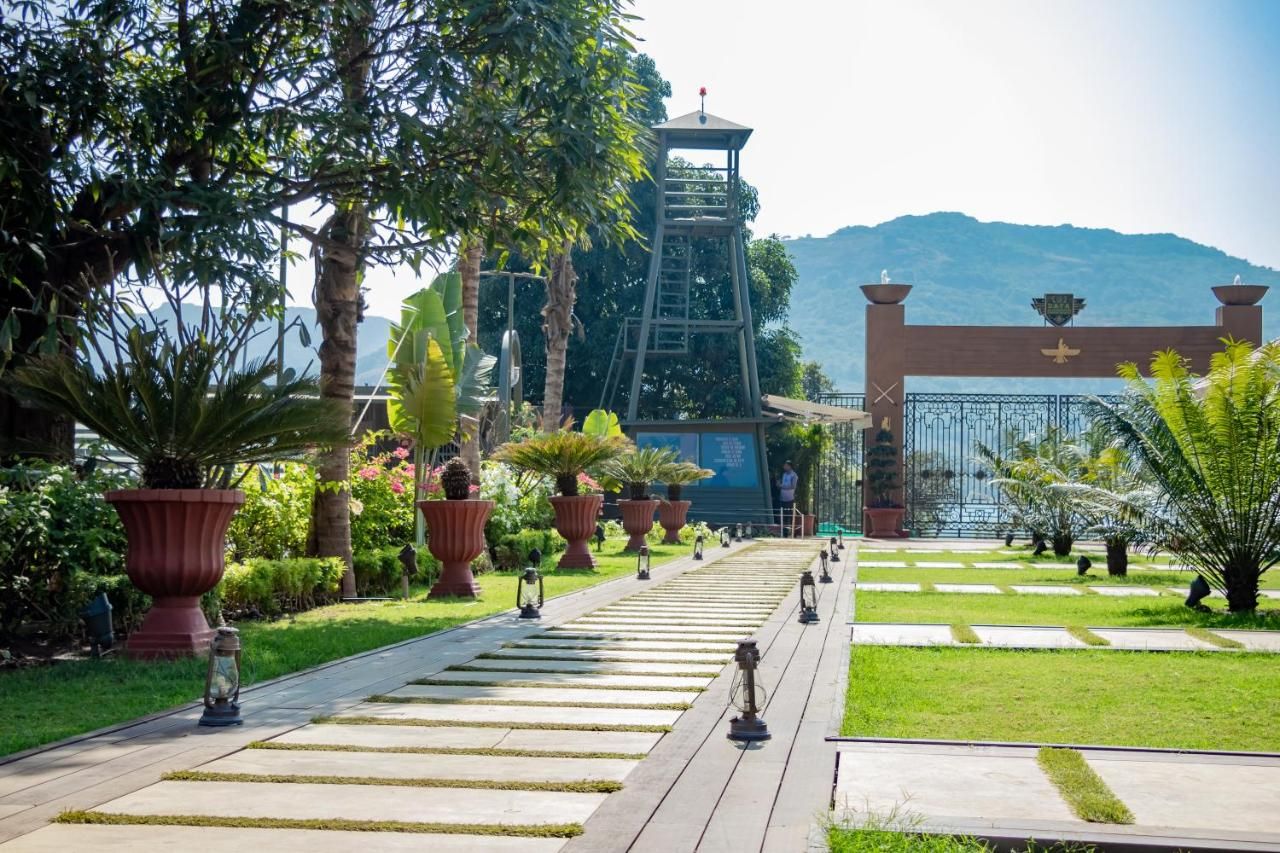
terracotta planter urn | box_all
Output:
[106,489,245,659]
[549,494,603,569]
[863,507,907,539]
[657,500,691,544]
[418,499,495,598]
[618,498,659,551]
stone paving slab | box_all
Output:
[598,602,775,612]
[856,561,908,567]
[555,623,755,635]
[420,670,712,690]
[1031,562,1079,569]
[569,616,764,628]
[484,648,730,664]
[1090,586,1160,596]
[513,639,739,653]
[202,747,639,783]
[1090,629,1215,651]
[341,702,682,728]
[387,684,699,707]
[0,824,567,852]
[1216,630,1280,651]
[850,624,955,646]
[451,657,722,676]
[934,583,1002,594]
[971,626,1087,649]
[971,562,1023,569]
[1165,586,1223,598]
[855,582,920,592]
[588,610,770,623]
[271,722,665,755]
[93,779,606,825]
[1010,585,1083,595]
[544,629,753,643]
[912,561,967,568]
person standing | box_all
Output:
[779,460,799,537]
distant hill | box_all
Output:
[784,213,1280,394]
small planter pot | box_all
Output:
[657,500,691,544]
[418,499,495,598]
[550,494,604,569]
[618,499,659,551]
[106,489,245,659]
[863,507,906,539]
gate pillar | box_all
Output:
[863,283,910,509]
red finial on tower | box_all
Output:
[699,86,707,115]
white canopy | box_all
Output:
[761,394,872,428]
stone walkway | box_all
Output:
[831,740,1280,851]
[2,538,842,852]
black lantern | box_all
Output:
[693,534,705,561]
[745,522,754,539]
[1186,574,1213,611]
[734,523,743,542]
[199,627,243,727]
[798,570,819,624]
[1076,555,1092,576]
[1004,531,1015,547]
[594,524,606,552]
[517,549,544,619]
[727,639,770,742]
[80,592,114,657]
[720,527,731,548]
[398,543,418,599]
[829,537,840,563]
[636,544,651,580]
[818,550,832,583]
[837,530,845,550]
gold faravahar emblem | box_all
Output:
[1041,338,1080,364]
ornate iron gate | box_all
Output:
[815,393,866,533]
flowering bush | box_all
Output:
[480,461,554,540]
[226,463,315,561]
[349,433,416,553]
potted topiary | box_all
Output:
[656,460,714,544]
[492,429,629,568]
[602,446,680,551]
[8,305,348,658]
[418,457,493,597]
[863,418,907,538]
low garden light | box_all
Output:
[734,523,743,542]
[636,544,651,580]
[829,537,840,563]
[199,627,243,727]
[1186,574,1213,611]
[818,550,832,583]
[518,548,544,619]
[594,524,606,552]
[745,522,754,539]
[837,530,845,550]
[798,570,819,624]
[80,592,114,658]
[1076,555,1092,576]
[727,639,770,742]
[693,534,705,560]
[1004,532,1015,547]
[720,527,731,548]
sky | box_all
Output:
[337,0,1280,321]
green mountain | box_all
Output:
[784,212,1280,394]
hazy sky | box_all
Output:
[346,0,1280,320]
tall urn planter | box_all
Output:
[419,499,495,598]
[619,498,659,551]
[550,494,603,569]
[863,507,906,539]
[106,489,245,659]
[657,500,691,544]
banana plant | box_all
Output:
[387,272,494,543]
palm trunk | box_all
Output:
[458,237,483,479]
[541,243,576,431]
[1105,540,1128,576]
[1051,531,1073,557]
[1224,560,1259,613]
[309,204,365,597]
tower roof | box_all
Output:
[654,110,753,150]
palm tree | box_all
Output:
[540,242,578,430]
[1089,341,1280,612]
[457,236,485,480]
[978,428,1087,556]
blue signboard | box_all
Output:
[699,432,759,488]
[635,432,699,463]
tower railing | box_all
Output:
[662,166,735,222]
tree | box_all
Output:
[978,428,1088,556]
[801,361,836,402]
[1090,341,1280,612]
[540,244,578,429]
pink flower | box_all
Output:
[390,480,405,494]
[403,464,415,477]
[469,484,480,494]
[358,466,379,481]
[577,473,601,492]
[393,447,410,460]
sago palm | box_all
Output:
[602,445,681,499]
[1088,340,1280,612]
[492,430,630,496]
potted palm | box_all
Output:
[8,299,348,658]
[603,446,680,551]
[656,460,714,543]
[493,429,629,568]
[863,420,907,537]
[386,275,495,598]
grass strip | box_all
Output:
[366,694,692,711]
[949,623,981,644]
[1036,747,1134,824]
[995,584,1016,595]
[919,581,937,593]
[445,664,721,678]
[55,811,583,838]
[314,715,672,733]
[1185,626,1245,649]
[163,770,623,794]
[411,678,705,692]
[247,741,647,760]
[474,652,728,665]
[1066,625,1110,647]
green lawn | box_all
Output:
[827,826,1093,853]
[857,565,1280,589]
[0,537,687,758]
[855,590,1280,629]
[843,645,1280,751]
[856,547,1174,566]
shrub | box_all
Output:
[492,529,567,570]
[225,463,315,561]
[480,460,554,541]
[218,557,346,617]
[349,433,416,555]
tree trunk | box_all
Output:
[308,204,365,597]
[1224,561,1259,613]
[1051,531,1073,557]
[458,237,484,480]
[1105,540,1128,576]
[541,243,577,431]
